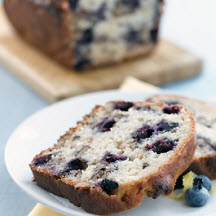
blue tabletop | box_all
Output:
[1,0,216,215]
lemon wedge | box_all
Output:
[166,172,197,200]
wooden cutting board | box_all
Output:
[0,7,202,103]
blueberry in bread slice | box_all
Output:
[147,95,216,180]
[4,0,163,70]
[30,101,196,215]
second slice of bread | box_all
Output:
[147,95,216,179]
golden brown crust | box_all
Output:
[31,168,147,215]
[3,0,74,68]
[189,155,216,180]
[146,94,216,179]
[30,101,196,215]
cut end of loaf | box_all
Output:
[4,0,163,70]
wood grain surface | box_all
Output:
[0,7,202,102]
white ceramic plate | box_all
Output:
[5,90,216,216]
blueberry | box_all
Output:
[125,29,142,44]
[96,3,106,20]
[174,175,184,190]
[74,58,90,71]
[102,152,127,164]
[96,118,116,132]
[163,105,180,114]
[193,175,212,192]
[114,102,134,111]
[121,0,140,10]
[100,179,118,195]
[69,0,79,10]
[74,28,94,70]
[59,158,88,175]
[146,138,177,154]
[150,28,159,43]
[174,170,190,190]
[78,28,94,45]
[73,39,91,71]
[185,185,209,207]
[154,120,179,133]
[167,122,179,130]
[34,154,52,166]
[133,125,154,142]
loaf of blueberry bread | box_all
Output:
[30,101,196,214]
[4,0,163,70]
[147,95,216,180]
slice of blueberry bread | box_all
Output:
[147,95,216,180]
[4,0,163,70]
[30,101,196,215]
